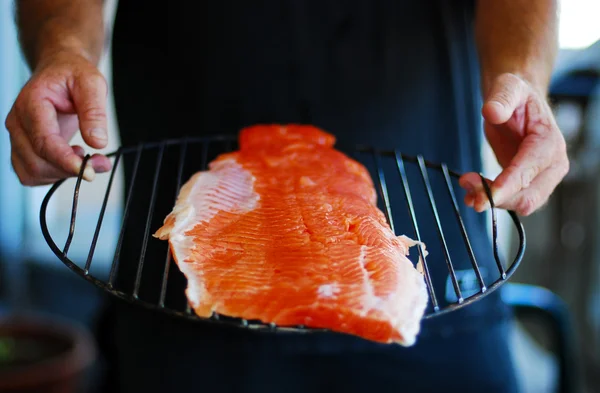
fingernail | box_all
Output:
[465,194,474,207]
[90,128,107,142]
[83,165,96,181]
[477,200,491,213]
[483,200,491,210]
[491,187,504,204]
[73,158,96,181]
[94,161,112,173]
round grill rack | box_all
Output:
[40,136,526,333]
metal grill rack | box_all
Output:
[40,135,525,333]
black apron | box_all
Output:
[94,1,520,392]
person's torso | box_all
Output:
[107,0,511,354]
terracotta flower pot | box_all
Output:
[0,315,96,393]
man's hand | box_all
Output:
[459,73,569,216]
[4,50,112,186]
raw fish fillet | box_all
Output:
[154,125,429,345]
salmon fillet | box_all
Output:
[154,125,429,345]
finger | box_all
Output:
[460,173,495,212]
[459,172,484,194]
[88,153,113,173]
[11,155,62,186]
[11,122,103,185]
[9,130,72,185]
[464,193,475,208]
[460,173,483,211]
[57,112,81,140]
[499,161,568,216]
[469,157,568,214]
[25,98,96,181]
[473,188,492,213]
[70,144,112,173]
[72,145,86,158]
[71,72,108,149]
[490,134,557,206]
[5,104,21,137]
[482,74,528,125]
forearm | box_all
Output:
[15,0,104,70]
[475,0,559,95]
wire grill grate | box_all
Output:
[40,136,526,332]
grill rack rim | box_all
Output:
[39,135,526,334]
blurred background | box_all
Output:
[1,1,599,392]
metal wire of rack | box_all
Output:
[40,135,526,333]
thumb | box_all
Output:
[71,72,109,149]
[482,73,528,125]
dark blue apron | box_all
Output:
[95,1,520,392]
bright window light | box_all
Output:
[559,0,600,49]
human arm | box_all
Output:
[4,0,111,186]
[459,0,569,216]
[17,0,105,69]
